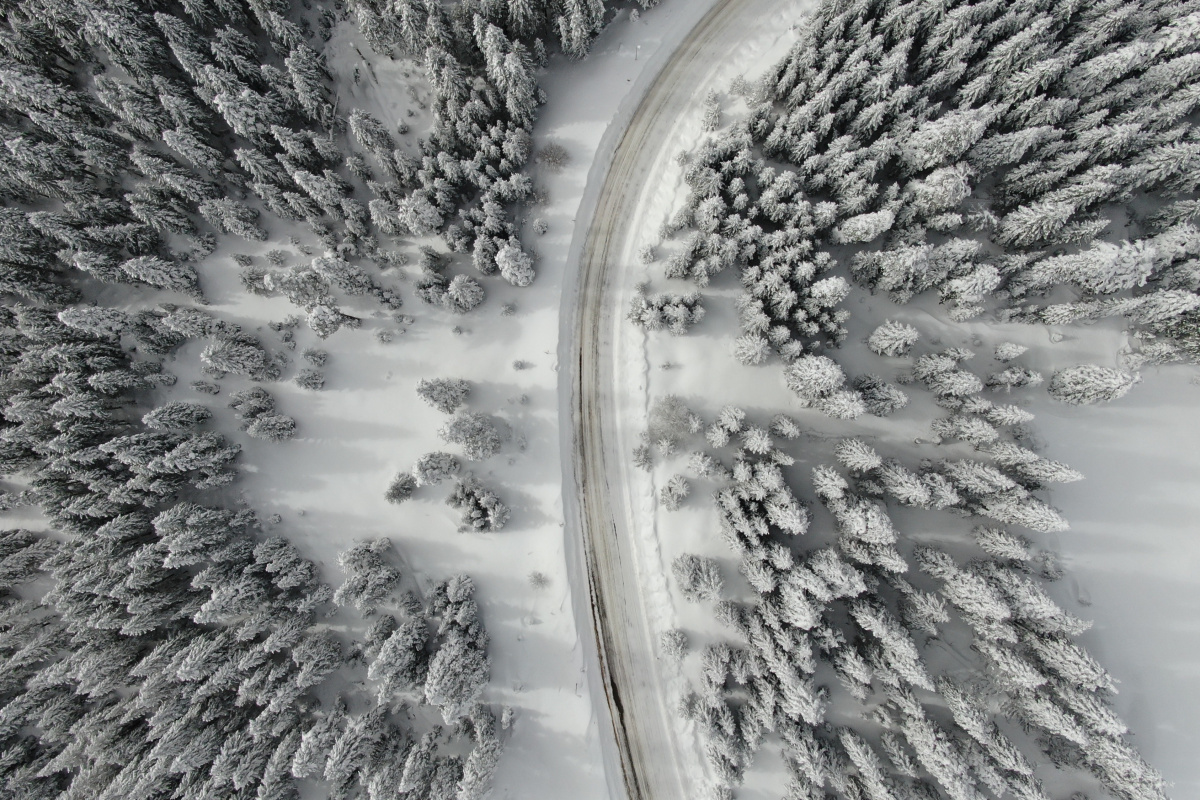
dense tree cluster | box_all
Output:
[0,304,504,797]
[672,402,1158,800]
[350,0,637,289]
[657,0,1200,375]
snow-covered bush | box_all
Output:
[414,452,460,486]
[628,291,705,335]
[447,479,510,532]
[994,342,1028,362]
[785,355,866,419]
[333,539,402,614]
[444,274,485,313]
[852,374,909,416]
[439,414,501,460]
[660,629,688,662]
[537,141,569,169]
[672,554,723,602]
[832,209,895,244]
[1048,366,1140,405]
[496,243,535,287]
[246,413,297,442]
[142,401,210,431]
[385,473,418,504]
[867,321,920,357]
[660,474,690,511]
[296,368,325,391]
[417,378,471,414]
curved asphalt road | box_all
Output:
[562,0,802,797]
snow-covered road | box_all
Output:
[560,1,805,796]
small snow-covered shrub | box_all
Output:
[771,414,802,439]
[987,366,1044,392]
[633,443,653,471]
[417,378,471,414]
[142,401,210,431]
[229,387,274,422]
[496,243,535,287]
[647,396,702,454]
[201,334,278,380]
[414,452,460,486]
[994,342,1028,362]
[537,141,569,169]
[302,348,328,367]
[852,374,909,416]
[385,473,417,504]
[867,320,919,357]
[333,538,402,613]
[628,291,705,335]
[445,274,485,313]
[660,629,688,662]
[786,355,866,419]
[439,413,501,460]
[734,334,770,365]
[448,478,510,532]
[973,526,1032,562]
[660,474,690,511]
[834,438,883,474]
[832,209,895,244]
[246,413,297,442]
[308,303,349,339]
[1048,365,1139,405]
[785,355,846,400]
[672,554,723,602]
[296,368,325,391]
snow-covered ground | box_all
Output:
[1030,364,1200,798]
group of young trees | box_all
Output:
[627,288,706,335]
[351,0,652,288]
[668,402,1162,800]
[388,377,510,531]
